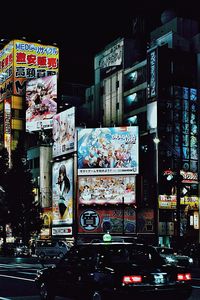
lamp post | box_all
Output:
[153,135,160,246]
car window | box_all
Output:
[157,248,174,255]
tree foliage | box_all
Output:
[0,147,10,242]
[6,141,43,244]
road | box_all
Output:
[0,256,200,299]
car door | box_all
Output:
[51,248,82,298]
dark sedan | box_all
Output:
[35,242,192,300]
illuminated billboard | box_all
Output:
[26,75,57,131]
[0,42,14,101]
[78,126,139,175]
[52,107,75,158]
[13,40,59,95]
[78,207,136,234]
[78,175,135,205]
[0,40,59,100]
[52,159,73,226]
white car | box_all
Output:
[35,240,69,259]
[154,246,193,267]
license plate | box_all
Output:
[153,274,165,284]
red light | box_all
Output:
[177,273,191,281]
[123,275,142,284]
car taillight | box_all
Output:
[122,275,142,284]
[177,273,191,281]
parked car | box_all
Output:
[14,244,31,257]
[35,240,69,259]
[35,241,192,300]
[154,246,194,267]
[0,242,30,257]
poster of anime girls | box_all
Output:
[26,75,57,131]
[52,107,75,158]
[77,126,139,175]
[78,175,135,205]
[52,158,73,226]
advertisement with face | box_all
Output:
[52,159,73,226]
[78,126,139,175]
[78,207,136,234]
[26,75,57,131]
[52,107,75,158]
[78,175,135,204]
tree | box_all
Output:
[6,140,43,244]
[0,147,9,243]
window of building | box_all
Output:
[34,157,39,169]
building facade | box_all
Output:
[84,14,200,246]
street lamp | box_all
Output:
[153,135,160,245]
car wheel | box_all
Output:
[58,252,64,258]
[40,282,54,300]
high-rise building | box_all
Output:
[0,39,59,162]
[84,11,200,246]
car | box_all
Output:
[154,246,194,267]
[35,241,192,300]
[14,244,31,257]
[35,240,69,259]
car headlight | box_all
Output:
[189,258,193,264]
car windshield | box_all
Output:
[103,245,162,265]
[69,243,164,266]
[156,247,174,255]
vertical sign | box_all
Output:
[147,49,157,99]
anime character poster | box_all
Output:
[52,159,73,226]
[52,107,75,158]
[26,75,57,132]
[78,207,136,234]
[78,175,136,205]
[77,126,139,175]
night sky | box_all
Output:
[1,1,200,86]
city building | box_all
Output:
[84,11,200,246]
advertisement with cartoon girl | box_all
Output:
[52,159,73,225]
[77,126,139,175]
[52,107,75,158]
[26,75,57,131]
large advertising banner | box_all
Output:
[0,42,14,101]
[13,40,59,95]
[78,207,136,234]
[26,75,57,131]
[78,126,139,175]
[78,175,135,205]
[52,158,73,226]
[52,107,75,158]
